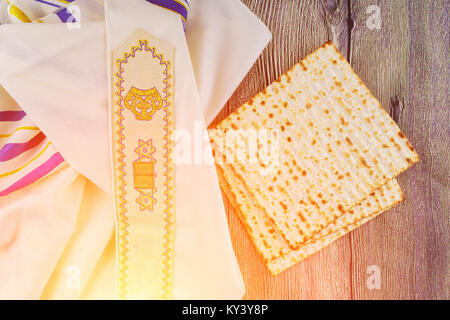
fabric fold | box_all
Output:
[0,0,272,299]
[0,165,84,299]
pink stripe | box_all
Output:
[0,152,64,196]
[0,111,26,121]
[0,132,46,161]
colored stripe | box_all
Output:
[174,0,188,10]
[1,0,66,195]
[0,141,52,178]
[0,126,40,138]
[0,111,26,121]
[7,3,32,22]
[55,6,75,22]
[33,0,61,8]
[146,0,188,23]
[0,152,64,196]
[0,131,46,161]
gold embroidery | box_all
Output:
[134,139,157,211]
[124,87,163,121]
[111,30,175,299]
[133,161,155,189]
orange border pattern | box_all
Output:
[113,39,174,299]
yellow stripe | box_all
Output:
[7,3,32,23]
[57,0,71,4]
[0,126,40,138]
[0,141,51,178]
[163,6,187,24]
[173,0,188,12]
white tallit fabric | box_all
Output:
[0,0,81,24]
[0,0,103,199]
[0,0,271,299]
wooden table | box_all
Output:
[210,0,448,300]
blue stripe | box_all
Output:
[33,0,61,8]
[146,0,188,26]
[55,6,75,23]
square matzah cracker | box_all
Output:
[217,162,404,274]
[209,42,419,274]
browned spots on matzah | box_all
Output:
[209,41,419,274]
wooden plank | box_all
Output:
[210,0,448,299]
[348,0,415,300]
[406,0,449,300]
[349,0,448,300]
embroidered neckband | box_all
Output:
[110,29,175,300]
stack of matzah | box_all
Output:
[209,42,419,275]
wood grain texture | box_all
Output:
[210,0,449,299]
[349,0,415,300]
[406,0,449,300]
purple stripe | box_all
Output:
[0,132,46,162]
[0,111,26,121]
[0,152,64,196]
[146,0,188,22]
[33,0,61,8]
[55,7,76,23]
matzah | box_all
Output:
[209,42,419,274]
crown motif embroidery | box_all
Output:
[124,86,163,121]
